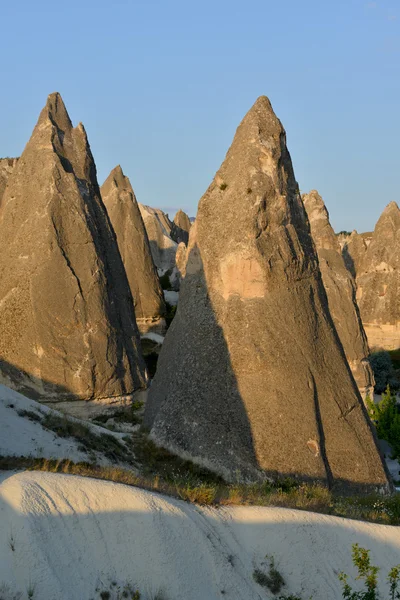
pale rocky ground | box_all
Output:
[1,470,399,600]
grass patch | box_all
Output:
[41,413,133,462]
[1,454,400,524]
[253,556,285,593]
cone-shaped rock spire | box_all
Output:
[303,190,374,399]
[101,165,166,333]
[0,93,147,413]
[138,203,178,272]
[144,96,389,491]
[171,209,191,245]
[355,201,400,350]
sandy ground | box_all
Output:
[1,471,399,600]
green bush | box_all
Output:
[367,386,400,458]
[370,351,399,394]
[339,543,400,599]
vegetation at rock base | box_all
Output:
[367,386,400,459]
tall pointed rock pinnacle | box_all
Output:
[101,165,166,333]
[356,201,400,350]
[171,209,191,245]
[303,190,374,399]
[0,93,147,414]
[144,96,389,491]
[138,203,178,272]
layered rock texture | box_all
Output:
[101,166,166,334]
[144,96,389,491]
[0,157,18,200]
[355,202,400,350]
[303,190,374,399]
[0,93,147,414]
[170,209,191,245]
[138,204,178,272]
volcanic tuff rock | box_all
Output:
[0,93,147,415]
[170,209,191,245]
[339,230,372,278]
[144,96,389,491]
[0,157,18,200]
[138,203,178,272]
[355,202,400,350]
[101,166,166,334]
[303,190,374,399]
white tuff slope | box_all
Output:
[1,471,399,600]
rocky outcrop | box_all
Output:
[138,204,178,272]
[170,209,191,245]
[355,202,400,350]
[339,230,372,278]
[303,190,374,399]
[0,157,18,200]
[101,166,166,334]
[0,93,147,415]
[144,96,389,492]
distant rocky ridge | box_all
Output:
[0,93,147,416]
[303,190,374,399]
[170,209,191,245]
[144,96,389,491]
[0,157,18,200]
[101,166,166,334]
[355,202,400,350]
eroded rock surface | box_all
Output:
[101,166,166,334]
[356,202,400,350]
[138,203,178,272]
[303,190,374,399]
[171,209,191,246]
[0,93,147,414]
[0,157,18,200]
[339,230,372,278]
[144,96,389,491]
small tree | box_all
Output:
[366,386,400,458]
[339,544,400,599]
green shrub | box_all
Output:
[367,386,400,458]
[370,351,399,394]
[338,543,400,599]
[253,556,285,593]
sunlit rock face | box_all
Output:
[0,157,18,200]
[101,165,166,334]
[0,93,147,415]
[144,96,389,492]
[170,209,191,246]
[338,230,373,279]
[138,203,178,273]
[303,190,374,400]
[355,202,400,350]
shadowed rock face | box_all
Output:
[0,157,18,201]
[0,93,148,413]
[339,231,372,278]
[144,96,389,491]
[170,209,191,246]
[356,202,400,350]
[303,191,374,399]
[138,204,178,272]
[101,166,166,334]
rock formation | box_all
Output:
[144,96,389,492]
[0,157,18,200]
[101,166,166,334]
[138,204,178,272]
[170,209,191,245]
[0,93,147,415]
[338,230,372,278]
[355,202,400,350]
[303,190,374,399]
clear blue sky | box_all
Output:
[1,0,399,232]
